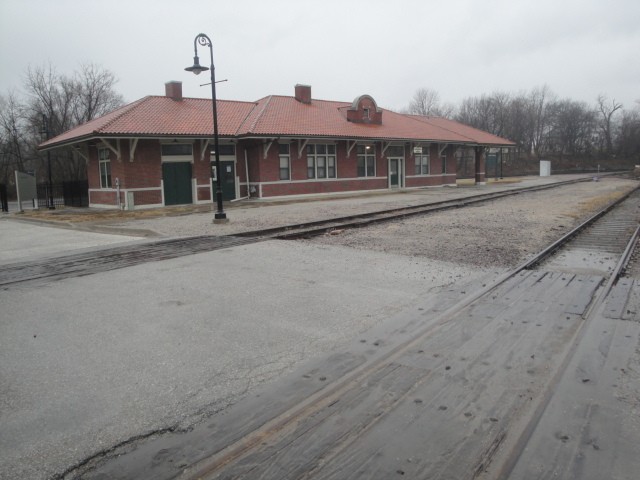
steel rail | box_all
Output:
[520,186,640,270]
[494,196,640,480]
[0,236,261,287]
[238,177,595,240]
[0,176,630,288]
[617,224,640,278]
[180,185,640,480]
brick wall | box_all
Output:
[123,141,162,188]
[89,189,119,206]
[248,139,456,197]
[86,137,460,205]
[133,189,162,205]
[261,178,387,197]
[197,186,211,201]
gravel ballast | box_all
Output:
[308,177,639,269]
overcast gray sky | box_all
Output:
[1,0,638,112]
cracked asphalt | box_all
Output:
[1,173,630,480]
[0,226,492,480]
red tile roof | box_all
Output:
[39,96,257,148]
[408,115,515,146]
[240,96,475,143]
[40,93,515,149]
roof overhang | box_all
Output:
[39,132,516,153]
[37,133,236,152]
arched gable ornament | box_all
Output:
[347,94,383,124]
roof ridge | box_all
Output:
[152,95,259,105]
[258,94,351,106]
[234,100,260,136]
[247,95,274,133]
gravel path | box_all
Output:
[98,175,613,239]
[308,177,639,269]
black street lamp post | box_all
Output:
[185,33,227,223]
[41,115,55,210]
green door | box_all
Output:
[486,153,498,178]
[213,161,236,201]
[163,162,192,206]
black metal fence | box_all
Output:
[36,181,89,208]
[1,183,8,212]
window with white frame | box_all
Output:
[306,144,336,179]
[415,154,430,175]
[357,144,375,177]
[99,148,112,188]
[279,143,290,180]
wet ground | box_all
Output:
[1,173,638,480]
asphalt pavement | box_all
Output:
[0,173,627,480]
[0,218,146,265]
[0,217,496,480]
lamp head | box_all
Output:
[185,55,209,75]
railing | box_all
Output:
[36,181,89,208]
[0,183,8,212]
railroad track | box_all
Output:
[622,229,640,277]
[238,176,598,240]
[528,187,640,276]
[170,187,640,480]
[0,235,259,288]
[0,176,611,288]
[78,184,640,479]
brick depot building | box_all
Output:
[39,82,515,209]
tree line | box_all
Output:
[0,63,124,189]
[406,87,640,169]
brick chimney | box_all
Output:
[295,84,311,104]
[165,81,183,101]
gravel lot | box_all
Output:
[309,177,639,269]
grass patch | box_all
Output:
[568,188,632,219]
[16,204,214,224]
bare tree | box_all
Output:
[596,94,622,155]
[456,91,511,136]
[547,99,596,159]
[408,85,636,166]
[21,63,125,181]
[0,92,30,186]
[408,88,439,116]
[504,93,534,153]
[527,85,555,159]
[24,64,76,136]
[73,62,124,124]
[617,102,640,160]
[408,88,453,117]
[456,95,490,131]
